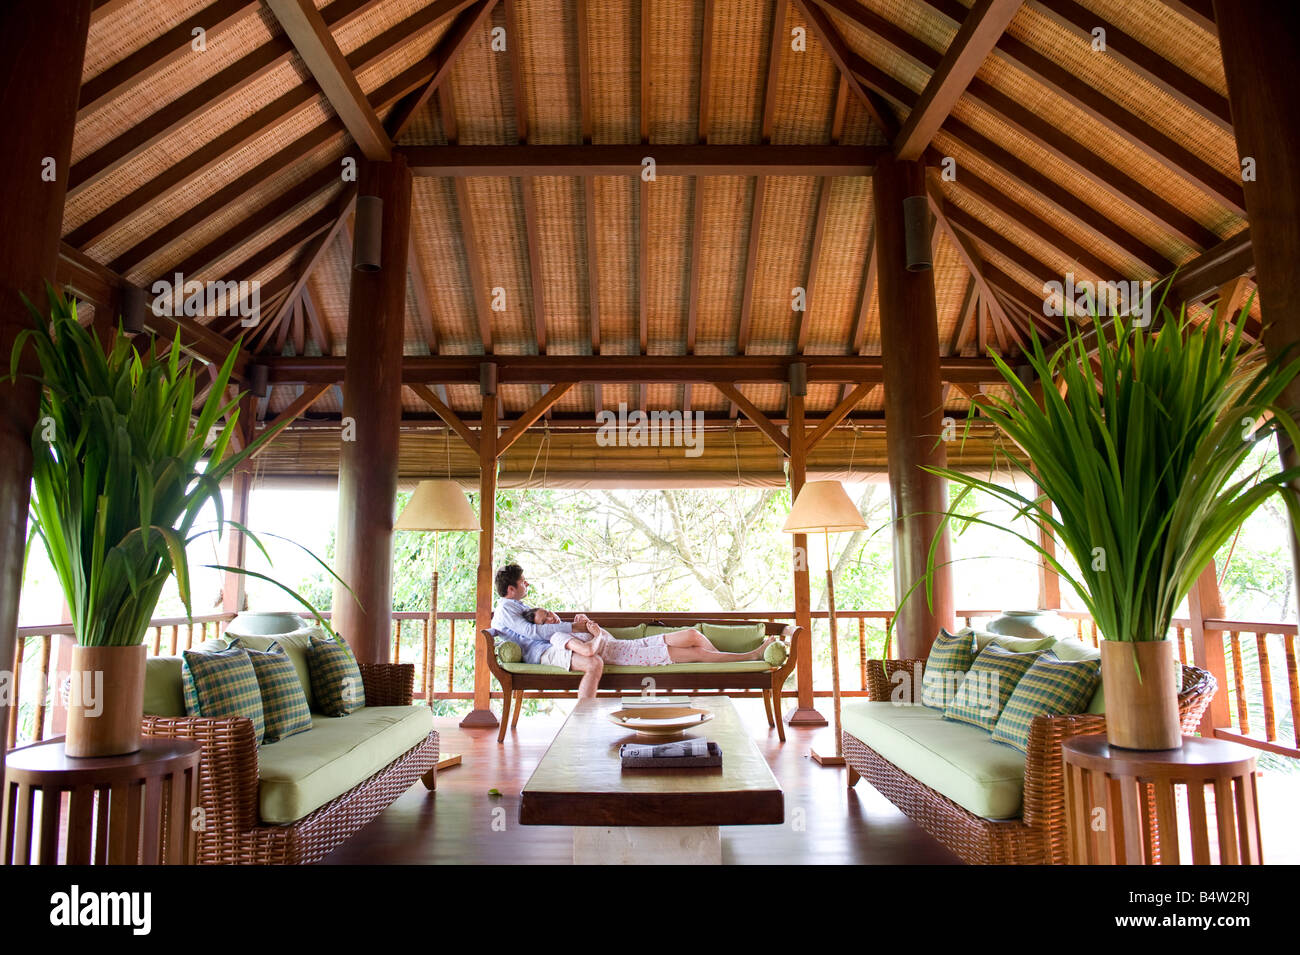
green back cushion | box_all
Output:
[943,643,1044,730]
[233,639,313,743]
[922,627,975,709]
[307,633,366,716]
[496,638,523,664]
[642,624,680,637]
[1050,636,1105,713]
[143,656,187,717]
[763,641,788,666]
[991,651,1101,752]
[699,622,766,652]
[604,624,647,640]
[973,631,1057,653]
[220,628,319,711]
[182,644,266,743]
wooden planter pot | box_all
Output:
[1099,639,1182,750]
[65,644,147,757]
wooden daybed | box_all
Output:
[844,657,1217,865]
[480,614,802,743]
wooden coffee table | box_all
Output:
[520,696,783,864]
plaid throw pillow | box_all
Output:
[943,643,1044,731]
[181,644,266,743]
[921,628,975,709]
[307,633,366,716]
[991,651,1101,752]
[232,639,313,743]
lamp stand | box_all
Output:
[811,530,845,767]
[426,533,461,772]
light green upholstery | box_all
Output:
[605,624,647,639]
[973,631,1057,653]
[699,622,766,652]
[144,656,187,717]
[500,660,773,675]
[643,624,684,637]
[842,701,1027,819]
[257,706,433,824]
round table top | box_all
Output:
[4,737,201,783]
[1062,733,1257,776]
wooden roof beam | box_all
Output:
[498,383,577,455]
[454,178,494,354]
[895,0,1024,161]
[300,286,332,354]
[264,189,356,337]
[398,144,881,176]
[948,275,978,354]
[795,0,899,137]
[806,382,877,450]
[714,384,791,456]
[264,0,391,160]
[926,183,1017,343]
[1163,0,1216,33]
[796,178,833,353]
[251,383,331,448]
[760,0,791,142]
[410,384,480,454]
[408,236,438,355]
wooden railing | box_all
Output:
[8,608,1298,760]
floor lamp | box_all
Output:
[783,480,867,768]
[396,480,480,770]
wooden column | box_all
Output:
[873,154,955,658]
[461,364,499,728]
[786,371,825,725]
[0,1,93,787]
[332,156,411,664]
[1187,560,1231,737]
[1215,1,1300,625]
[222,463,253,613]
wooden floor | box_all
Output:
[322,699,1300,865]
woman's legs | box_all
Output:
[662,628,776,663]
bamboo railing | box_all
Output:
[8,608,1299,759]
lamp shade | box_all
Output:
[394,480,480,532]
[782,480,867,534]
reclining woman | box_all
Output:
[523,608,775,667]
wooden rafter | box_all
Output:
[264,0,391,160]
[761,0,790,142]
[408,236,438,354]
[714,384,791,455]
[1163,0,1215,33]
[805,382,877,450]
[252,382,331,442]
[735,177,767,354]
[263,189,356,335]
[795,177,833,353]
[638,177,650,355]
[300,286,332,354]
[795,0,898,137]
[942,201,1058,293]
[410,384,480,454]
[927,183,1017,340]
[948,276,978,355]
[848,230,877,356]
[894,0,1024,161]
[498,383,577,454]
[454,177,494,354]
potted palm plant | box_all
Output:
[10,289,332,756]
[927,297,1300,750]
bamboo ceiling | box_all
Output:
[61,0,1256,444]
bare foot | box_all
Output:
[585,618,602,639]
[747,636,777,661]
[573,612,590,630]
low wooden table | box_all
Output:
[520,696,783,864]
[1062,734,1262,865]
[2,737,200,865]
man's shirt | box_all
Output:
[491,598,571,664]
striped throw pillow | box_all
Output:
[943,643,1044,730]
[921,628,975,709]
[991,652,1101,752]
[233,639,313,743]
[182,644,266,743]
[307,633,366,716]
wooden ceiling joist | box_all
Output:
[948,276,978,355]
[408,236,439,355]
[1162,0,1216,34]
[264,0,392,160]
[796,0,899,137]
[734,177,767,355]
[795,178,833,353]
[894,0,1025,161]
[453,177,494,354]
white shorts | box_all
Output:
[600,632,672,668]
[540,645,573,670]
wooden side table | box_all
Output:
[2,737,201,865]
[1062,734,1262,865]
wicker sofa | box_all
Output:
[141,652,438,865]
[844,650,1216,865]
[480,615,801,742]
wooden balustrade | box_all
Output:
[7,608,1299,760]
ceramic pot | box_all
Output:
[64,644,146,757]
[1099,639,1182,750]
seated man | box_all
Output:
[491,563,603,700]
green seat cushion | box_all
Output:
[943,643,1044,730]
[922,627,975,710]
[500,660,774,676]
[699,622,766,653]
[256,705,433,824]
[842,701,1026,819]
[143,656,187,717]
[307,633,366,716]
[182,644,266,743]
[604,624,647,639]
[1051,636,1106,713]
[991,652,1101,752]
[234,640,313,744]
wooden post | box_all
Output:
[222,463,253,613]
[0,1,93,782]
[332,156,411,664]
[1034,479,1060,609]
[873,153,955,658]
[1214,1,1300,626]
[461,364,499,728]
[786,368,825,726]
[1187,560,1231,737]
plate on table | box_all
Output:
[607,706,714,736]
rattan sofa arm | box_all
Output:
[141,714,260,834]
[865,659,926,702]
[358,662,415,706]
